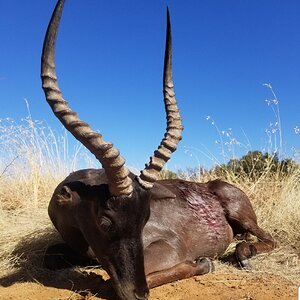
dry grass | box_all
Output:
[0,113,97,209]
[0,114,97,280]
[0,112,300,289]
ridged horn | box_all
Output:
[137,8,183,190]
[41,0,133,196]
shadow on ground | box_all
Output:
[0,229,117,299]
[0,227,251,299]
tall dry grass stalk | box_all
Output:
[0,113,97,209]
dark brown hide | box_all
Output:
[47,169,275,290]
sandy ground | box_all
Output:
[0,268,298,300]
[0,216,299,300]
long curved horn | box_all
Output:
[137,8,183,190]
[41,0,133,196]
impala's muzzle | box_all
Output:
[134,289,149,300]
[101,237,149,300]
[108,267,149,300]
[113,281,149,300]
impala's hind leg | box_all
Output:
[226,206,275,268]
[226,202,275,268]
[223,217,275,268]
[208,180,275,268]
[234,222,275,268]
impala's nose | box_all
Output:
[134,289,149,300]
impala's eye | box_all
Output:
[99,216,112,232]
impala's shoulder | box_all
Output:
[150,181,177,200]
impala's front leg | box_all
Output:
[144,240,213,288]
[146,258,213,288]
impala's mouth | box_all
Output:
[110,277,149,300]
[134,290,149,300]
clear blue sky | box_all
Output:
[1,0,299,171]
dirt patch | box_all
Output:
[0,269,298,300]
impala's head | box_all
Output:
[41,1,182,299]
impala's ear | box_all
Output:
[55,185,73,206]
[149,183,176,200]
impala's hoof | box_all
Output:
[195,257,215,273]
[235,242,256,270]
[238,258,252,270]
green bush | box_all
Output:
[214,150,298,180]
